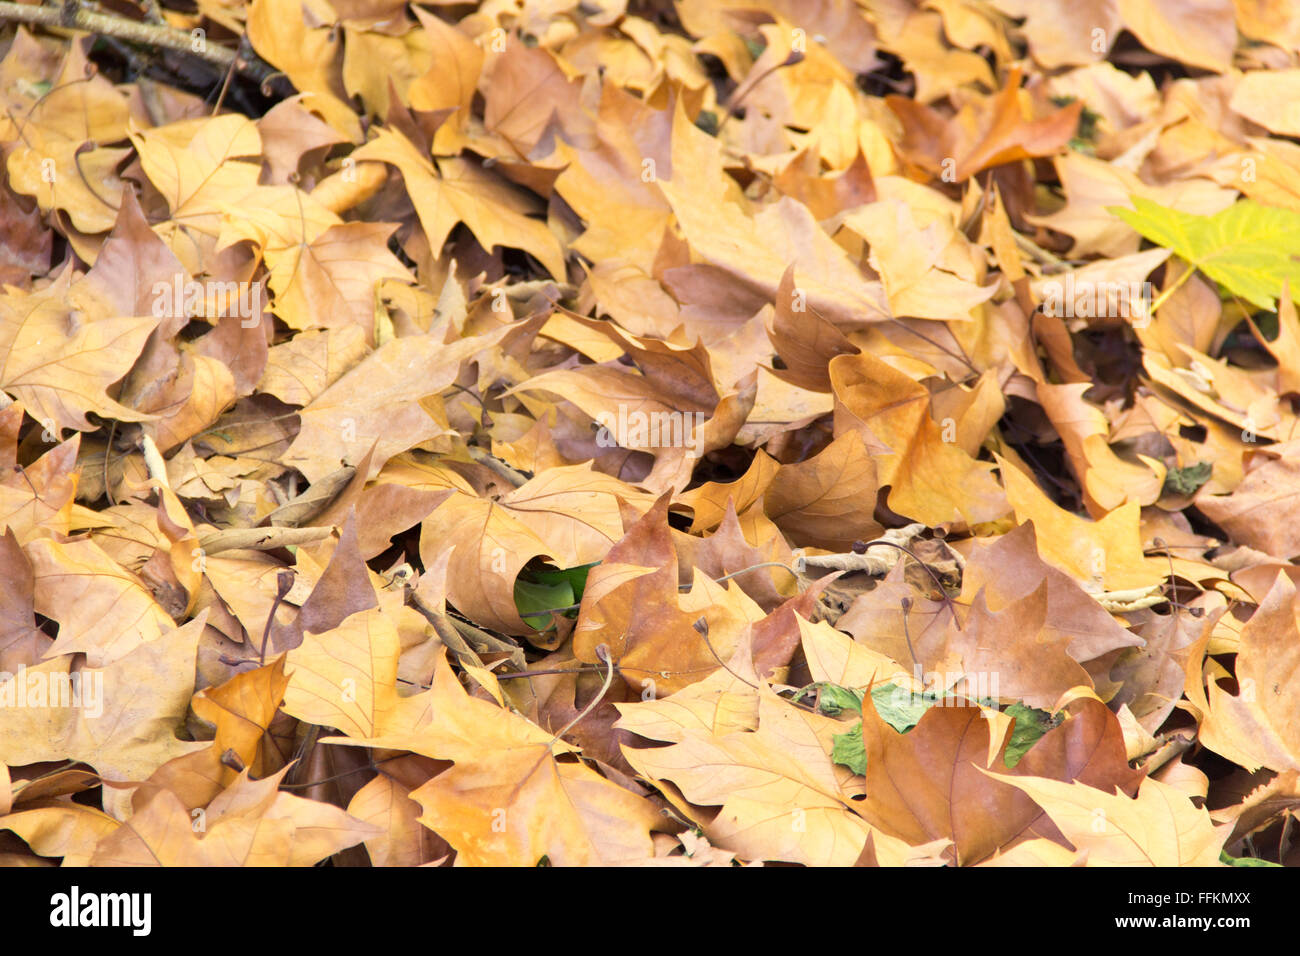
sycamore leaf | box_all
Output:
[2,43,131,234]
[282,606,434,741]
[619,690,893,866]
[856,695,1141,865]
[1189,573,1300,773]
[1112,197,1300,311]
[0,804,119,866]
[352,127,566,279]
[28,537,177,666]
[331,651,663,865]
[0,280,157,434]
[830,351,1008,527]
[89,767,380,866]
[990,773,1230,866]
[283,322,515,484]
[0,616,208,784]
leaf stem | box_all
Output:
[1148,259,1196,316]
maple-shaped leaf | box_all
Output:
[406,7,483,152]
[763,431,884,551]
[1112,592,1226,737]
[798,615,910,694]
[0,615,208,784]
[997,457,1170,592]
[0,426,78,546]
[676,501,803,615]
[0,803,120,866]
[989,773,1230,866]
[549,84,673,271]
[765,267,859,393]
[657,102,890,329]
[218,185,410,339]
[336,651,663,865]
[0,275,157,434]
[620,687,897,866]
[1195,442,1300,559]
[1112,197,1300,311]
[1143,347,1293,442]
[888,66,1082,181]
[73,189,187,325]
[958,522,1143,666]
[282,605,434,741]
[283,322,516,484]
[1036,381,1166,515]
[614,639,764,744]
[28,536,177,666]
[270,511,382,653]
[352,127,567,279]
[395,458,655,634]
[89,766,380,866]
[830,351,1008,527]
[130,114,263,269]
[3,42,131,235]
[855,690,1142,865]
[843,199,998,322]
[245,0,359,138]
[947,582,1095,710]
[1188,573,1300,773]
[677,451,778,533]
[574,495,740,694]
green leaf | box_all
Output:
[513,578,573,630]
[1219,849,1281,867]
[814,682,865,717]
[1110,197,1300,311]
[1002,703,1055,768]
[512,562,595,628]
[826,686,1048,776]
[828,683,937,777]
[870,683,932,733]
[831,723,866,776]
[527,562,596,602]
[1051,95,1099,153]
[1163,462,1213,496]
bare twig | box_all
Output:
[198,526,334,555]
[467,445,529,488]
[547,644,614,747]
[406,587,526,670]
[0,1,282,88]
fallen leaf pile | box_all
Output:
[2,0,1300,867]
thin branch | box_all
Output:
[467,445,529,488]
[198,526,333,555]
[406,587,526,670]
[547,643,614,747]
[279,761,377,790]
[0,1,282,88]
